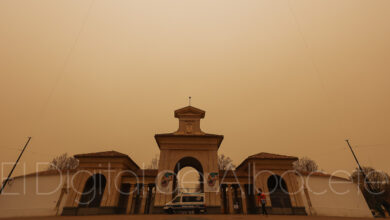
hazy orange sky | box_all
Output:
[1,0,389,178]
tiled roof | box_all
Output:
[174,106,205,118]
[236,152,298,170]
[218,170,350,181]
[248,152,298,160]
[74,150,128,158]
[74,150,140,169]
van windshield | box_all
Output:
[182,196,203,202]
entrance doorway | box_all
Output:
[172,157,204,198]
[267,175,292,208]
[78,174,106,208]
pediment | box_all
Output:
[174,106,205,118]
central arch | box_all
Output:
[172,157,204,198]
[154,105,223,213]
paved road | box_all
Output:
[0,215,374,220]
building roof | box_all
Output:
[74,150,140,170]
[174,105,205,118]
[155,133,223,137]
[74,150,129,158]
[154,133,224,149]
[236,152,298,170]
[248,152,298,160]
[218,169,350,181]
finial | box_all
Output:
[189,96,191,106]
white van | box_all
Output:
[163,193,206,214]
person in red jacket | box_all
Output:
[257,188,268,215]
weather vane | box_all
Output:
[189,96,191,106]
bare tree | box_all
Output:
[293,157,319,172]
[147,154,159,169]
[218,154,235,170]
[351,167,389,194]
[350,167,390,216]
[48,153,79,170]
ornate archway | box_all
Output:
[172,156,204,197]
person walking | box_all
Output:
[257,188,268,215]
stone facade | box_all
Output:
[60,105,309,215]
[0,105,373,218]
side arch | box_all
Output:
[78,173,107,207]
[267,175,292,208]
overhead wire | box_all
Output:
[29,0,96,137]
[286,0,328,92]
[285,0,376,169]
[26,0,95,158]
[5,0,97,169]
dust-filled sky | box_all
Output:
[1,0,389,178]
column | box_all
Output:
[65,171,89,207]
[101,170,120,207]
[233,185,239,214]
[220,185,226,214]
[144,184,154,214]
[131,184,141,214]
[241,190,248,214]
[139,185,147,214]
[227,185,234,214]
[126,184,134,214]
